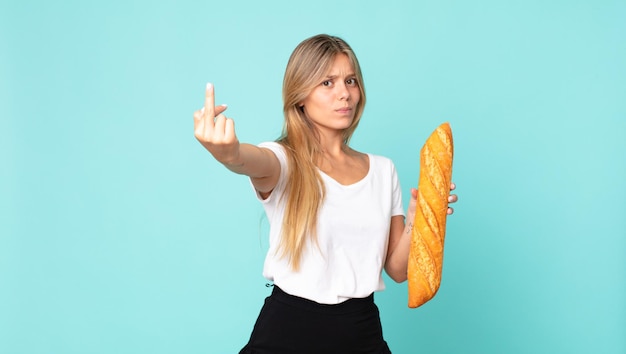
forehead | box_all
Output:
[325,54,355,76]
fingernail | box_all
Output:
[221,104,228,108]
[201,107,205,113]
[206,82,213,90]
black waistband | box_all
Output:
[270,286,375,315]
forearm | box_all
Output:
[220,143,275,178]
[220,144,266,177]
[384,216,412,283]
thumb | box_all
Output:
[214,104,228,117]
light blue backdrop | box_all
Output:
[2,0,625,353]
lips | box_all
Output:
[335,107,353,114]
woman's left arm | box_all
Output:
[384,183,458,283]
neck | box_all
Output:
[317,133,347,158]
[316,126,346,150]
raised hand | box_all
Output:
[193,83,240,165]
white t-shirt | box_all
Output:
[251,142,405,304]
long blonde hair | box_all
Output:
[276,34,367,270]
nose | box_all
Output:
[337,82,350,101]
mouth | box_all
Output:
[335,107,353,114]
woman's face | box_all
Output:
[300,54,361,137]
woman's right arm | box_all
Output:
[193,83,281,195]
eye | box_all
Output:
[346,78,357,86]
[322,80,333,87]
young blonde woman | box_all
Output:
[194,34,458,354]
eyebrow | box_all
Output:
[324,73,356,79]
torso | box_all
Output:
[253,141,406,304]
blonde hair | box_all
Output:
[276,34,367,270]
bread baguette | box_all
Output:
[408,122,454,308]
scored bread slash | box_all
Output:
[408,122,454,308]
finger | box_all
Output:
[224,117,236,141]
[204,83,216,122]
[193,107,204,126]
[448,194,458,203]
[194,113,205,139]
[197,105,226,123]
[450,182,456,190]
[447,207,454,215]
[213,114,227,138]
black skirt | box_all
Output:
[239,286,392,354]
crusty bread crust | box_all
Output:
[408,122,454,308]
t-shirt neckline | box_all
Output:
[317,153,372,188]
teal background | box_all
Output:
[2,0,625,353]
